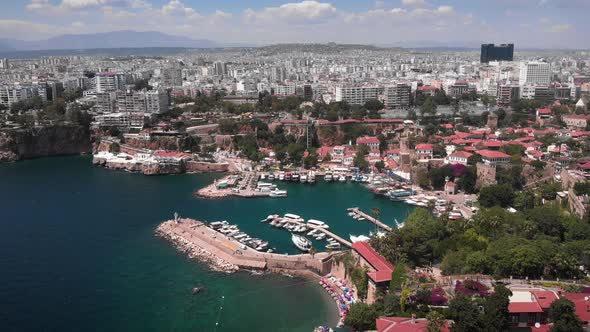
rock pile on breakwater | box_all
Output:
[156,223,239,273]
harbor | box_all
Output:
[156,217,339,274]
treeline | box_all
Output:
[371,199,590,280]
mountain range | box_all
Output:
[0,30,219,52]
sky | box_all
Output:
[0,0,588,48]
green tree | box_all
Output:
[354,144,370,170]
[427,311,445,332]
[344,303,378,331]
[482,284,512,332]
[479,184,515,208]
[448,295,484,332]
[389,261,407,292]
[420,97,437,118]
[549,298,583,332]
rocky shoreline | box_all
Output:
[155,224,239,273]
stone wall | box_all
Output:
[476,162,497,188]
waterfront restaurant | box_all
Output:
[351,242,395,304]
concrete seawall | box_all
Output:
[156,218,340,275]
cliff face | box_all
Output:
[0,125,92,162]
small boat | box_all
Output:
[338,175,346,182]
[291,173,300,182]
[278,173,285,181]
[300,174,308,183]
[268,174,275,180]
[357,217,366,221]
[292,234,312,252]
[315,233,326,240]
[307,229,319,236]
[326,243,341,250]
[269,189,288,198]
[324,172,333,182]
[307,219,329,228]
[284,213,301,220]
[349,234,371,243]
[192,287,204,295]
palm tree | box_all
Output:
[371,207,381,234]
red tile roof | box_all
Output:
[530,291,559,310]
[482,141,505,148]
[537,108,552,115]
[449,151,473,159]
[357,136,380,144]
[477,149,510,159]
[415,144,433,150]
[508,301,543,313]
[352,242,395,283]
[563,293,590,322]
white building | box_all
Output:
[519,62,551,86]
[335,86,379,105]
[116,89,169,114]
[384,83,411,109]
[93,72,126,92]
[0,84,48,107]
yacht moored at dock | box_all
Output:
[291,234,312,252]
[269,189,288,198]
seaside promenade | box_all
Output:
[156,218,339,275]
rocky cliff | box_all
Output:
[0,125,92,162]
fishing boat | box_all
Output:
[338,175,347,182]
[278,172,285,181]
[268,174,275,180]
[259,174,267,180]
[324,172,333,182]
[308,173,316,183]
[291,173,300,182]
[300,174,308,183]
[291,234,312,252]
[269,189,288,198]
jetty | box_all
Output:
[347,207,393,232]
[156,218,340,274]
[277,217,352,248]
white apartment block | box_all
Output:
[116,89,169,114]
[335,86,380,105]
[92,72,126,92]
[384,83,411,109]
[0,85,48,107]
[519,62,551,86]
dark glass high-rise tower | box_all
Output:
[481,44,514,63]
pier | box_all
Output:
[278,218,352,248]
[347,207,393,232]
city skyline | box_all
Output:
[0,0,587,49]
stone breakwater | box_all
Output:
[155,222,239,273]
[156,218,339,275]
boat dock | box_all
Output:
[156,218,339,274]
[277,217,352,248]
[347,207,393,232]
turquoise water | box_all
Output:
[0,156,413,332]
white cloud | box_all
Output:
[401,0,427,6]
[60,0,115,10]
[245,1,337,24]
[161,0,196,16]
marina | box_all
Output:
[262,214,353,249]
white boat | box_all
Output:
[291,234,312,252]
[278,173,285,181]
[324,173,333,182]
[259,174,267,180]
[357,217,366,221]
[268,174,275,180]
[308,173,316,183]
[307,219,329,228]
[349,234,371,243]
[292,174,300,182]
[284,213,301,220]
[404,199,418,205]
[300,174,308,183]
[269,189,288,198]
[326,243,341,250]
[307,229,319,236]
[338,175,346,182]
[315,233,326,240]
